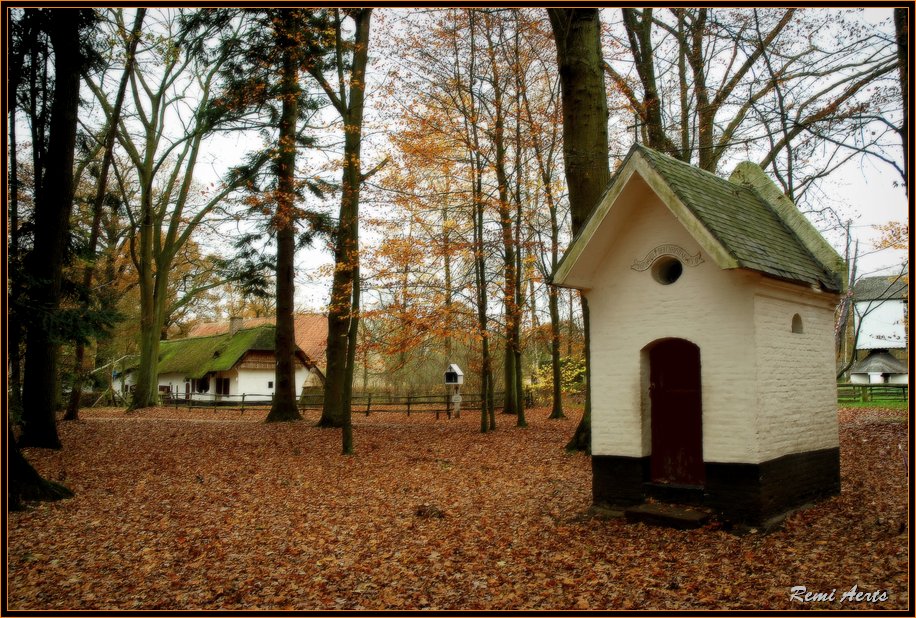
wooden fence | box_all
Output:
[837,383,908,403]
[163,391,507,418]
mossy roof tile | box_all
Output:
[634,145,839,290]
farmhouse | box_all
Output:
[850,275,908,363]
[188,313,329,377]
[553,144,845,524]
[118,321,324,401]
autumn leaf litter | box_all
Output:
[7,406,909,610]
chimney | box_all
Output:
[229,316,243,336]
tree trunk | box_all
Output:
[65,8,145,421]
[130,248,160,410]
[482,16,523,420]
[341,263,359,454]
[8,428,73,511]
[547,285,565,419]
[565,293,592,453]
[320,9,373,435]
[519,57,564,420]
[267,13,303,423]
[548,8,611,452]
[8,20,24,419]
[895,8,908,193]
[129,163,161,410]
[20,11,83,449]
[269,216,300,421]
[621,9,677,158]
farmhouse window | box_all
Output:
[216,377,230,395]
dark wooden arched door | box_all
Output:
[649,339,704,486]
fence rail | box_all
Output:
[837,383,908,403]
[161,391,508,418]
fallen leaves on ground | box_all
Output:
[7,406,908,610]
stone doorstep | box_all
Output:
[624,502,714,530]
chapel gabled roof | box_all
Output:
[553,144,844,293]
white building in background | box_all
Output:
[117,322,324,402]
[848,275,909,386]
[852,275,908,352]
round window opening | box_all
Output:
[652,256,683,285]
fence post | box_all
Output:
[445,394,451,419]
[366,394,372,417]
[407,395,412,417]
[241,393,245,414]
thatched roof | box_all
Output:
[188,313,327,370]
[126,325,310,379]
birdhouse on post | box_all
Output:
[445,363,464,417]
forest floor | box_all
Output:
[7,405,909,611]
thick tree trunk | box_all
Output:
[20,11,83,449]
[269,220,300,422]
[548,8,611,453]
[8,429,72,511]
[130,167,161,410]
[267,15,303,423]
[130,264,161,409]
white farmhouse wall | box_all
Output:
[854,299,907,349]
[585,177,760,463]
[158,372,189,395]
[237,369,276,397]
[118,366,317,401]
[753,287,839,462]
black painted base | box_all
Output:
[593,448,840,525]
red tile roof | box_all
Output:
[188,314,328,369]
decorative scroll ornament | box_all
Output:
[631,244,704,271]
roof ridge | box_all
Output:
[633,146,741,263]
[170,323,274,343]
[734,179,836,285]
[633,143,748,190]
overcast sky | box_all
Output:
[191,6,908,312]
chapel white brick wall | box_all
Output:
[585,176,838,466]
[753,291,840,461]
[587,179,758,463]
